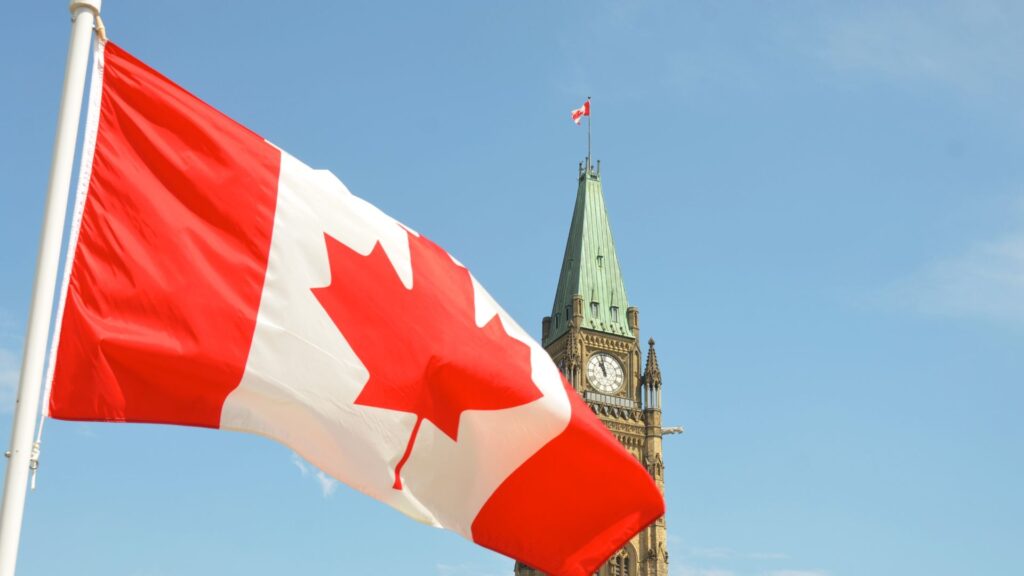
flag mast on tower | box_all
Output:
[570,97,592,171]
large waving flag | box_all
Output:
[46,40,663,575]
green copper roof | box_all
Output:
[545,164,632,346]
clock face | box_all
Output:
[587,353,624,394]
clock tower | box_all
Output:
[514,159,669,576]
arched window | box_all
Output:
[607,553,628,576]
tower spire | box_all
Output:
[544,161,631,347]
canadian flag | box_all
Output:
[570,99,590,125]
[47,41,663,575]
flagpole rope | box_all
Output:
[94,14,107,43]
[33,28,107,495]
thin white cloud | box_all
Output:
[0,347,20,412]
[0,309,23,413]
[892,232,1024,321]
[291,452,310,475]
[682,545,789,562]
[435,561,509,576]
[314,471,337,497]
[676,567,735,576]
[750,552,790,560]
[0,308,16,334]
[674,541,805,576]
[688,546,734,560]
[290,452,338,498]
[435,564,465,576]
[817,0,1024,98]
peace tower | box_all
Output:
[514,159,669,576]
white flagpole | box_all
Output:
[586,96,591,171]
[0,1,102,574]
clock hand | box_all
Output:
[599,357,607,377]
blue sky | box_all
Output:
[3,1,1023,575]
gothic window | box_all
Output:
[607,553,628,576]
[590,301,599,317]
[566,306,571,322]
[555,312,560,328]
[610,306,619,322]
[597,255,604,268]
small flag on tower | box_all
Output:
[570,99,590,125]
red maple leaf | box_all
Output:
[312,230,542,490]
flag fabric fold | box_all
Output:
[46,40,663,576]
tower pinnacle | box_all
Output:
[644,338,662,387]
